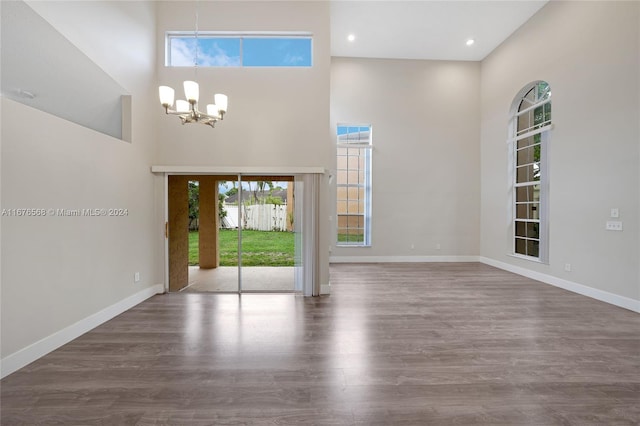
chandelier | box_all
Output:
[158,0,227,128]
[159,83,227,128]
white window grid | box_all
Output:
[509,82,551,262]
[336,126,372,247]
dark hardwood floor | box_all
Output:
[1,263,639,425]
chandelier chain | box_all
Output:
[194,0,199,77]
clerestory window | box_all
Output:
[166,33,312,67]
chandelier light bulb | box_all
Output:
[214,94,228,113]
[206,104,220,118]
[159,86,175,107]
[183,81,199,103]
[176,100,190,113]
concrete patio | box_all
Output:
[183,266,295,292]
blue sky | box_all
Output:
[218,181,288,194]
[170,36,311,67]
[170,37,240,66]
[243,38,311,67]
[337,125,370,136]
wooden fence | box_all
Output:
[222,203,289,231]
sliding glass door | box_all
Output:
[238,178,295,292]
[165,170,320,296]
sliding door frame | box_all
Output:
[157,167,324,296]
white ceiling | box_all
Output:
[331,1,549,61]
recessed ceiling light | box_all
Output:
[466,39,475,46]
[347,34,356,42]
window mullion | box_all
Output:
[515,97,551,117]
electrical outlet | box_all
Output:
[564,263,571,272]
[436,243,441,250]
[606,221,623,231]
[134,272,140,282]
[610,208,619,218]
[410,244,415,250]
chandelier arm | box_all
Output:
[164,109,189,117]
[202,117,216,127]
[160,99,227,126]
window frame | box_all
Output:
[336,124,372,247]
[508,81,551,263]
[165,32,313,68]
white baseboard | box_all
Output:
[0,283,164,379]
[320,282,331,295]
[329,255,480,263]
[480,257,640,313]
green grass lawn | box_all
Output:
[337,233,364,243]
[189,229,294,266]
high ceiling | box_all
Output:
[2,0,550,137]
[331,1,549,61]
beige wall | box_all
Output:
[155,1,331,168]
[331,58,481,257]
[1,1,161,358]
[155,1,332,288]
[480,1,640,301]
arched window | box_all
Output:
[510,81,551,261]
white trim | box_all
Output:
[163,174,169,293]
[480,257,640,313]
[507,252,547,264]
[167,31,313,37]
[515,97,551,117]
[330,255,480,263]
[320,282,331,295]
[0,284,164,379]
[507,124,553,144]
[151,166,325,175]
[514,182,541,188]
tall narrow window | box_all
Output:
[510,81,551,261]
[336,125,372,246]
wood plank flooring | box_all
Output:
[1,263,639,425]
